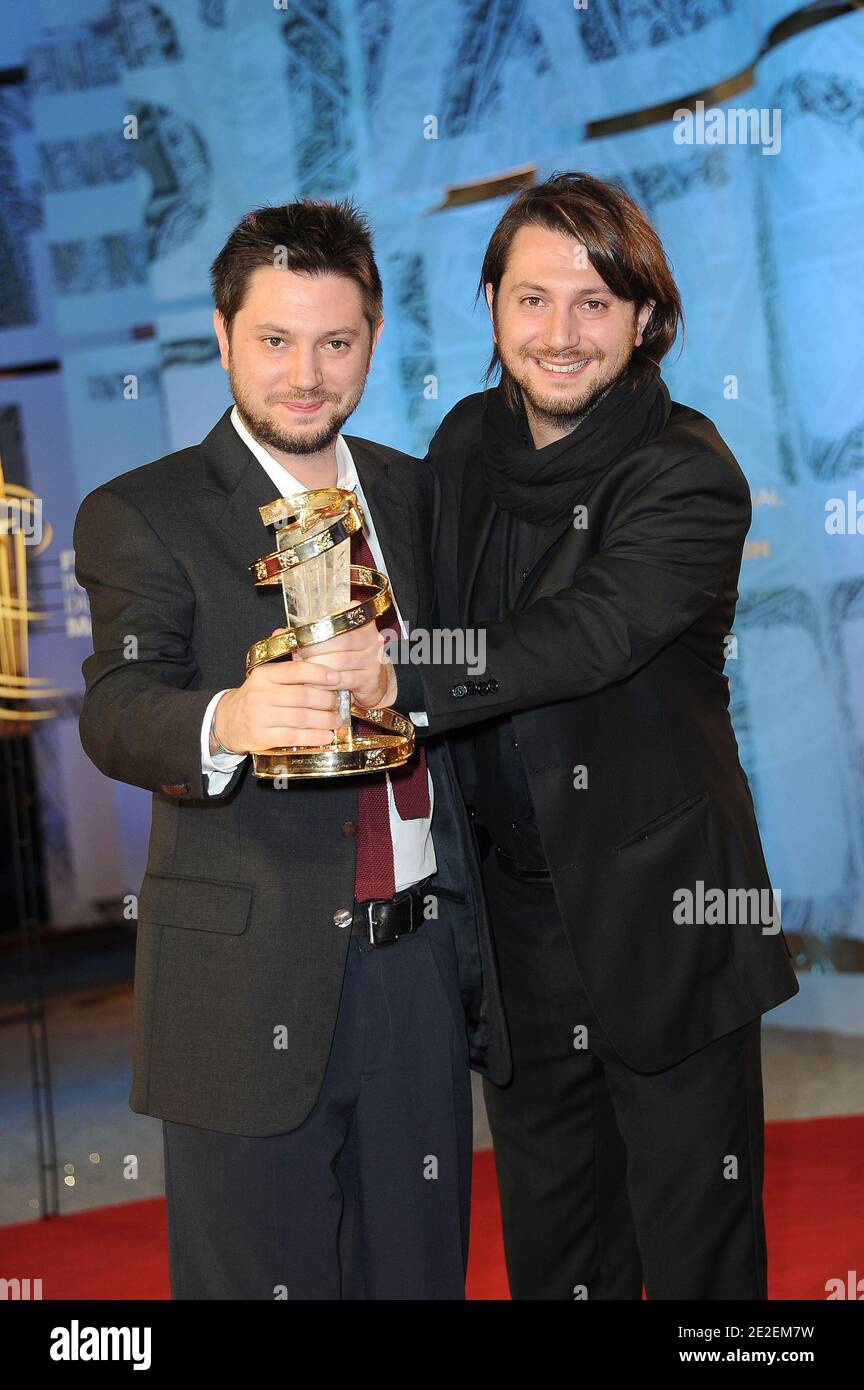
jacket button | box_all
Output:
[333,908,353,928]
[452,683,468,698]
[487,679,499,692]
[465,680,477,696]
[341,820,358,838]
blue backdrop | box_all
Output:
[1,0,862,962]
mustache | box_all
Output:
[268,393,341,404]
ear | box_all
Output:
[484,282,496,336]
[369,316,384,360]
[213,308,230,369]
[634,299,655,348]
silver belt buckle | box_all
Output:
[365,898,396,947]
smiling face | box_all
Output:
[213,263,382,462]
[486,223,654,446]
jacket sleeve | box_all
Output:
[73,483,241,799]
[418,451,751,734]
[200,688,248,793]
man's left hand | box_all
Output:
[292,623,398,710]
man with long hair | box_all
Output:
[411,172,799,1299]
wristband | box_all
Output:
[210,709,241,756]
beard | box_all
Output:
[499,330,638,433]
[229,362,367,456]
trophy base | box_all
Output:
[252,705,416,779]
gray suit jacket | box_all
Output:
[73,406,510,1135]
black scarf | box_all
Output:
[481,365,672,526]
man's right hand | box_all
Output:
[212,636,344,754]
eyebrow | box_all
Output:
[509,282,611,297]
[252,323,361,336]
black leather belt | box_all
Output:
[494,847,552,881]
[351,877,432,945]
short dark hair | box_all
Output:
[479,171,683,408]
[210,197,383,338]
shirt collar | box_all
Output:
[230,403,358,495]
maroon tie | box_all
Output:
[351,526,430,900]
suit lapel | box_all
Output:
[200,408,290,571]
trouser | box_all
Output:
[480,845,768,1301]
[161,911,473,1300]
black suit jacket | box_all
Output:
[417,387,799,1072]
[73,406,510,1136]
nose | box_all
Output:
[544,303,580,353]
[285,344,323,393]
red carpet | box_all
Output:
[2,1116,861,1301]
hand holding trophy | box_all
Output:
[243,488,415,779]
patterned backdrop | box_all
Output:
[0,0,861,971]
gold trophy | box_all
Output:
[245,488,415,778]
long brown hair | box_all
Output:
[479,171,683,410]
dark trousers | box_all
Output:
[162,912,473,1300]
[480,846,768,1301]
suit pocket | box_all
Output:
[138,873,252,935]
[429,884,468,906]
[615,791,709,853]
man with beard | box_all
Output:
[73,198,508,1299]
[409,172,799,1300]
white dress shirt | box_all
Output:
[199,405,436,892]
